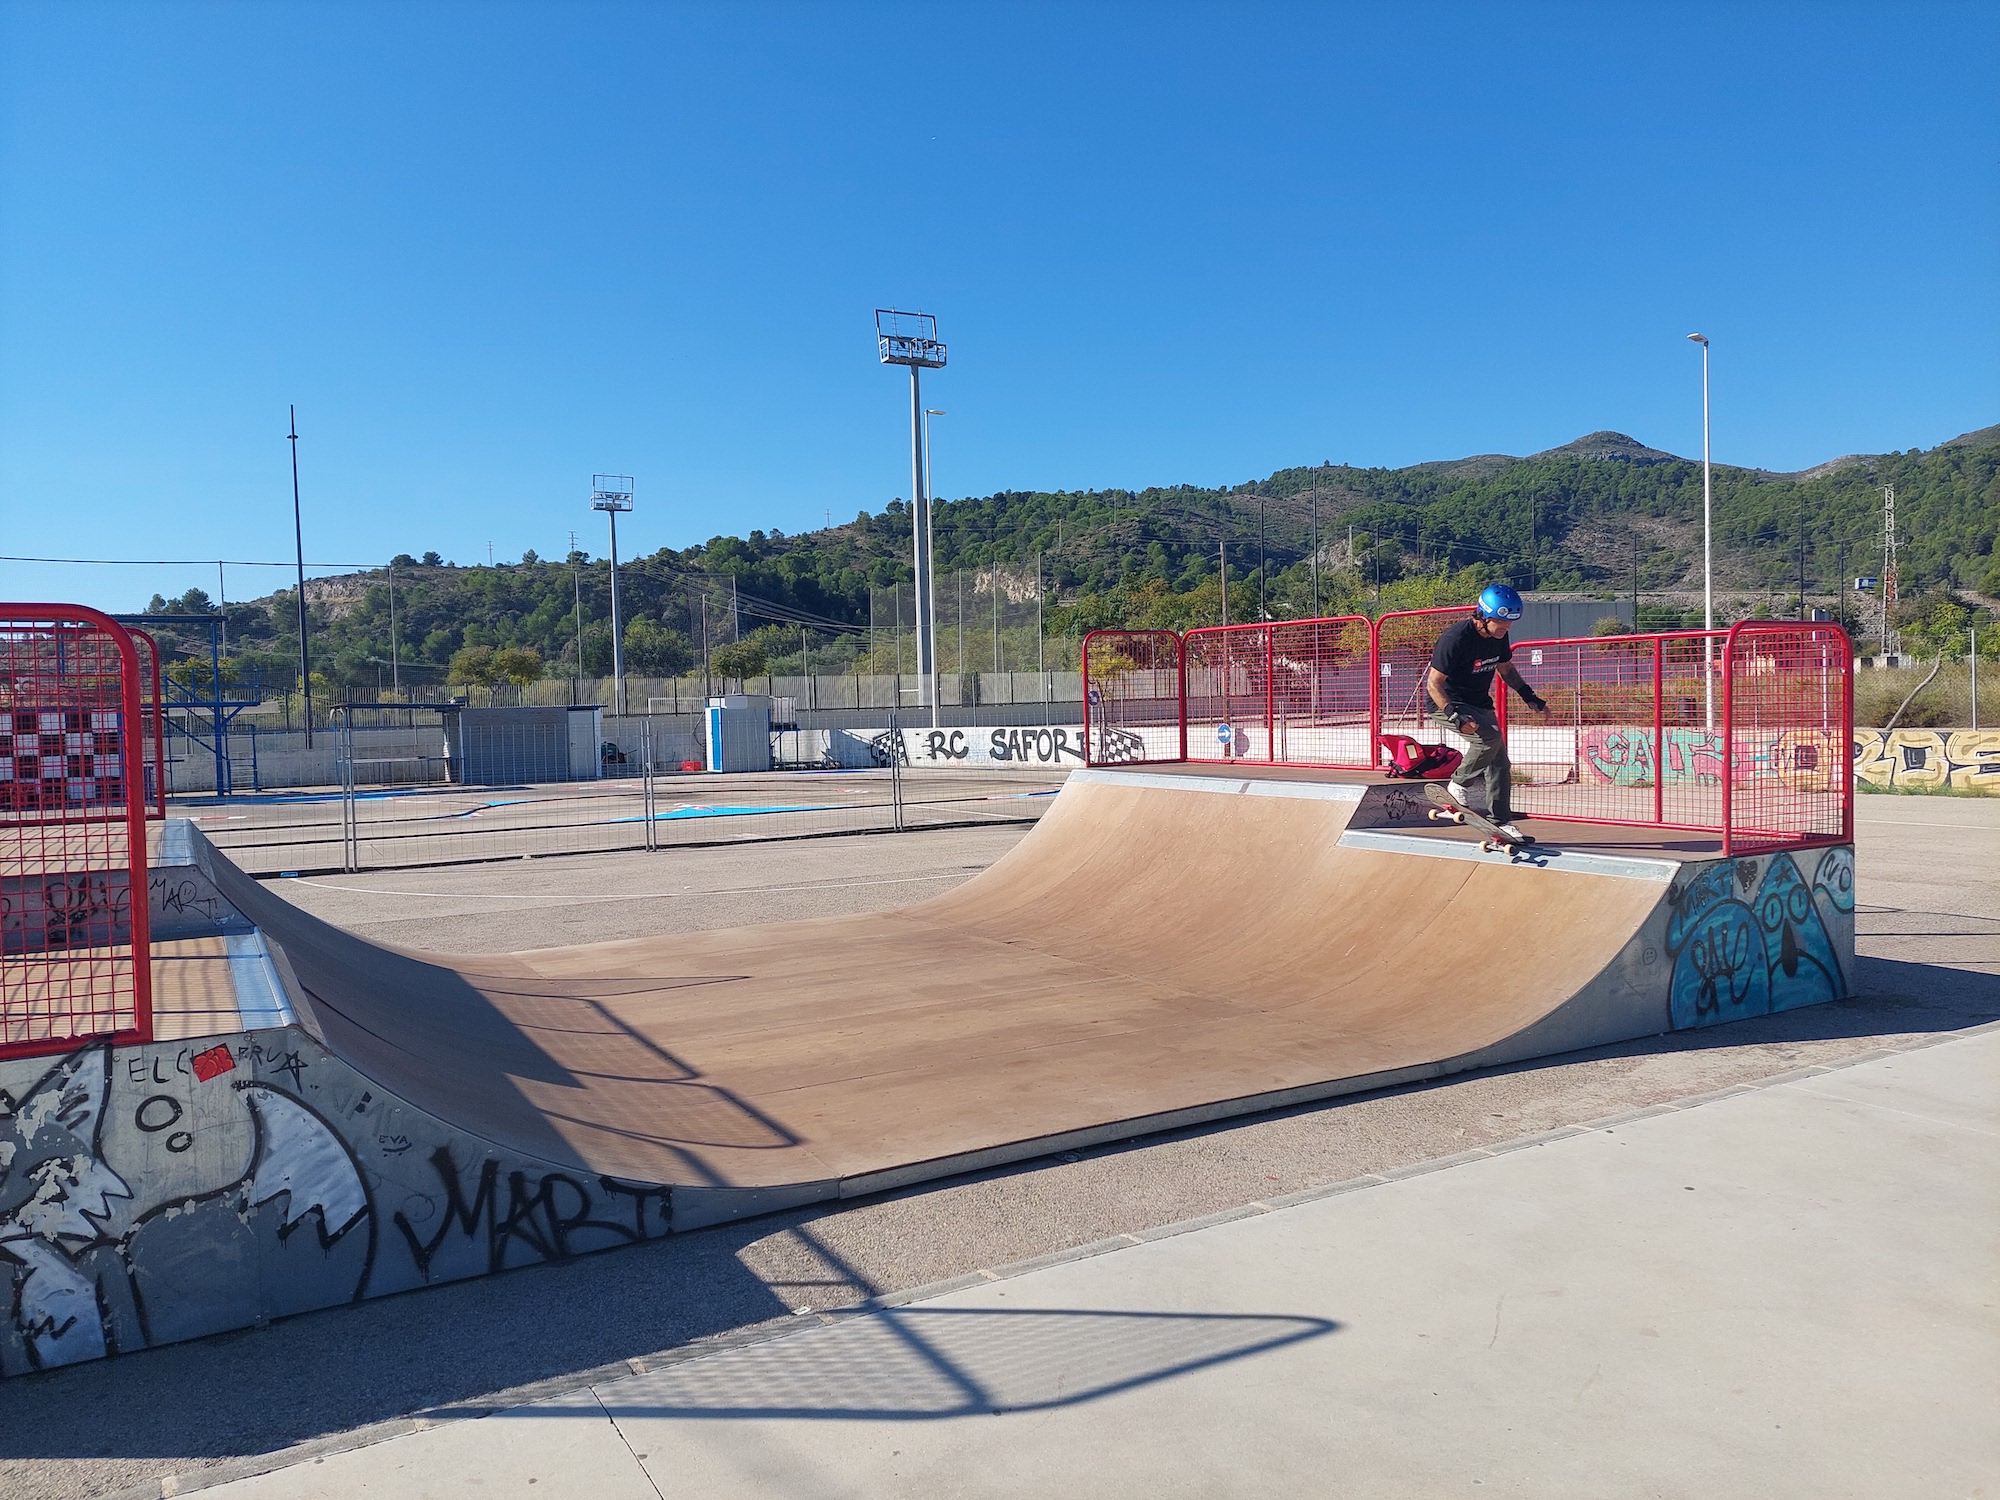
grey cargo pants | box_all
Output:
[1430,703,1513,826]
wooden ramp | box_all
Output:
[182,766,1767,1228]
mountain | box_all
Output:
[135,424,2000,694]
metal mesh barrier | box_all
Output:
[1373,608,1468,765]
[1,606,152,1058]
[126,625,168,819]
[1270,616,1374,768]
[1083,630,1183,765]
[1501,626,1851,853]
[1657,632,1731,831]
[1182,625,1271,763]
[1502,633,1726,831]
[1723,622,1853,856]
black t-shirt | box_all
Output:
[1430,617,1512,710]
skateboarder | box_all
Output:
[1426,584,1547,845]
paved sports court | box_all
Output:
[3,794,1992,1500]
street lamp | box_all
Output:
[1687,333,1713,728]
[591,474,634,716]
[925,407,945,689]
[876,310,946,726]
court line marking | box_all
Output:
[282,871,983,901]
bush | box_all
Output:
[709,640,768,680]
[623,619,693,676]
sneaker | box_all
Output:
[1495,822,1536,846]
[1447,781,1472,808]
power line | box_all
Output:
[0,554,384,568]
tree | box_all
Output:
[449,644,502,702]
[421,551,443,567]
[491,646,544,691]
[1590,616,1631,636]
[390,553,417,568]
[623,619,694,676]
[709,639,768,680]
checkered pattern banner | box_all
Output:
[0,607,153,1057]
[1,710,129,813]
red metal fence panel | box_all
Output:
[1268,615,1375,769]
[1722,621,1853,856]
[1373,607,1469,767]
[126,624,168,819]
[1502,631,1728,832]
[1083,630,1185,765]
[1183,624,1276,764]
[1086,611,1854,855]
[0,605,153,1059]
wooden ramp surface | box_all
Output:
[193,770,1675,1207]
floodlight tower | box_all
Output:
[592,474,635,715]
[876,309,946,726]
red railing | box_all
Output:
[1,605,154,1059]
[1722,621,1853,855]
[1083,611,1855,856]
[1182,617,1374,768]
[126,625,168,819]
[1082,630,1185,765]
[1373,607,1467,765]
[1501,623,1852,856]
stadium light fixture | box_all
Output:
[876,311,946,725]
[592,475,635,716]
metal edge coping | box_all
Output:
[224,931,296,1030]
[121,1016,2000,1500]
[1070,767,1368,802]
[1336,826,1679,882]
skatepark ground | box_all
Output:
[4,795,1995,1499]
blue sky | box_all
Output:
[2,1,1995,610]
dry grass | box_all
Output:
[1854,662,1999,728]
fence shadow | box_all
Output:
[591,1306,1335,1423]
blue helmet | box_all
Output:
[1476,584,1524,621]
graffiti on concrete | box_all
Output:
[1853,729,2000,794]
[0,871,133,955]
[0,1033,673,1375]
[0,1043,373,1371]
[1663,846,1852,1029]
[1577,726,1843,792]
[393,1148,670,1280]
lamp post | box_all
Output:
[875,310,946,727]
[287,406,312,746]
[925,406,946,689]
[1687,333,1713,728]
[591,475,634,716]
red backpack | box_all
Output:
[1378,733,1463,781]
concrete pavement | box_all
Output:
[199,1026,2000,1500]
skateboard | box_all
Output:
[1424,782,1537,857]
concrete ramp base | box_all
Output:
[0,767,1855,1374]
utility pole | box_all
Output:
[569,530,582,701]
[1257,498,1266,620]
[1632,532,1640,627]
[1219,536,1228,625]
[388,561,400,699]
[1882,485,1899,658]
[1309,490,1320,617]
[1798,489,1808,620]
[288,405,312,746]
